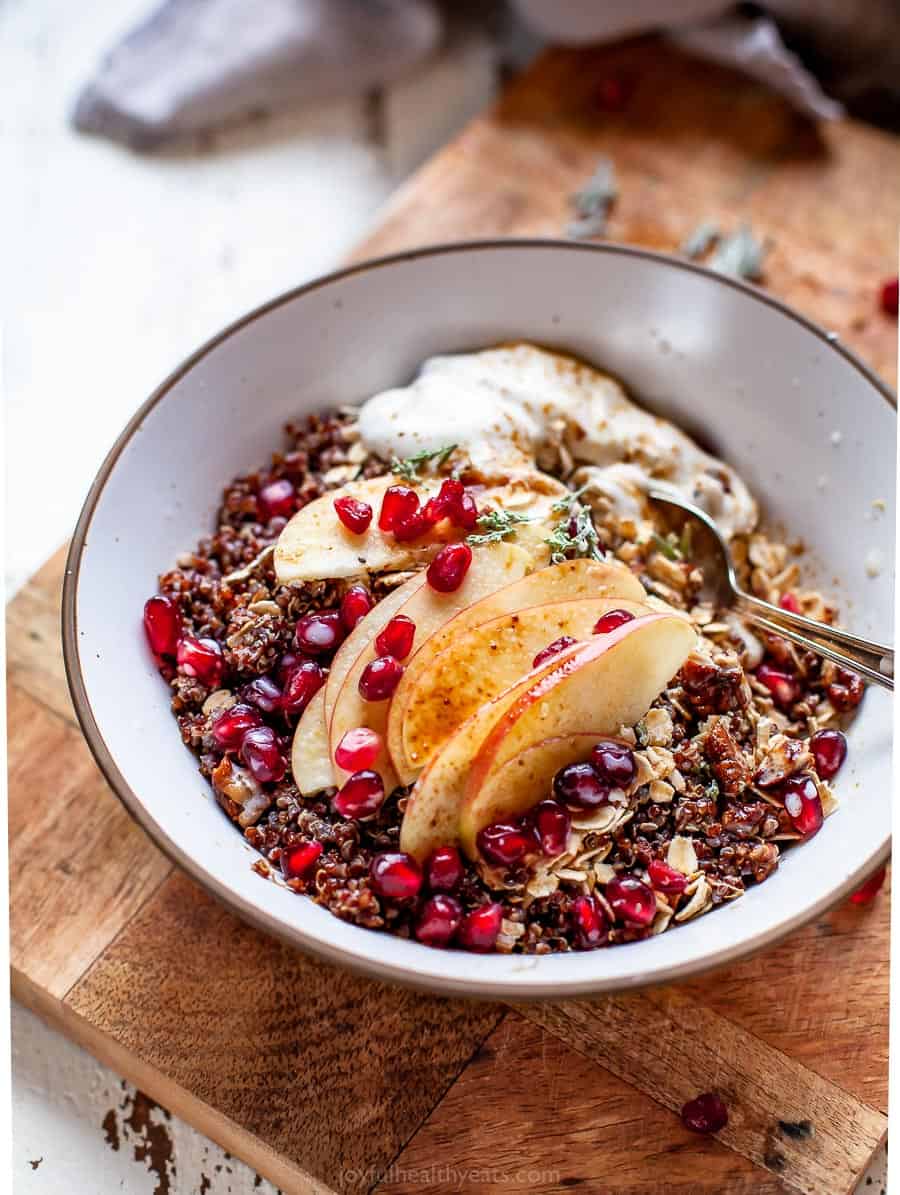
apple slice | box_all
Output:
[395,596,654,783]
[291,687,334,796]
[328,542,531,787]
[400,612,696,861]
[459,733,600,858]
[275,471,567,585]
[387,557,646,774]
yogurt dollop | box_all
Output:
[357,343,758,539]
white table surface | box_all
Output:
[6,3,888,1191]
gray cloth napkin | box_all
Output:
[72,0,900,149]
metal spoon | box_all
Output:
[647,487,894,691]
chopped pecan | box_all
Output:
[703,719,750,796]
[748,842,779,883]
[828,669,865,712]
[680,655,749,715]
[754,733,811,789]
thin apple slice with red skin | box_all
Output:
[400,612,696,861]
[328,543,531,787]
[459,733,599,858]
[291,687,334,796]
[395,596,654,783]
[387,557,646,775]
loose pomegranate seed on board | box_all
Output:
[378,485,419,532]
[281,840,322,881]
[240,726,286,783]
[573,894,608,948]
[295,611,345,656]
[457,902,503,952]
[477,822,537,867]
[257,478,296,520]
[593,609,635,634]
[426,846,464,893]
[415,895,463,947]
[333,770,385,819]
[605,874,656,926]
[375,615,416,660]
[591,740,636,788]
[176,636,225,688]
[553,761,609,810]
[850,866,887,905]
[282,659,326,717]
[681,1092,728,1134]
[647,859,688,895]
[427,543,472,592]
[340,584,373,631]
[780,773,824,837]
[370,852,422,902]
[532,636,578,669]
[143,594,181,659]
[334,495,373,534]
[334,727,382,772]
[358,655,404,701]
[809,728,847,780]
[532,800,571,856]
[212,703,261,749]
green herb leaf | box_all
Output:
[650,532,682,562]
[550,482,592,514]
[679,521,694,560]
[705,778,721,801]
[708,223,768,281]
[545,501,604,565]
[681,221,719,259]
[467,508,534,545]
[390,443,457,483]
[635,720,649,747]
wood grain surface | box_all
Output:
[8,38,894,1195]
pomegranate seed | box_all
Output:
[850,866,887,905]
[648,859,688,895]
[423,478,464,524]
[333,770,385,819]
[756,662,801,710]
[427,542,472,593]
[456,492,479,530]
[828,668,865,712]
[681,1092,728,1134]
[258,478,295,520]
[593,609,635,635]
[212,703,261,749]
[240,725,286,783]
[177,636,225,688]
[378,485,419,532]
[426,846,464,893]
[282,659,326,717]
[553,761,609,810]
[375,615,416,660]
[370,851,422,902]
[334,727,382,772]
[393,507,436,542]
[477,821,537,867]
[241,675,283,714]
[573,894,608,948]
[457,902,503,953]
[880,277,898,316]
[605,874,656,926]
[779,592,802,614]
[415,894,463,947]
[532,636,578,669]
[340,585,373,631]
[281,840,322,881]
[532,800,571,856]
[276,652,301,685]
[295,611,345,656]
[143,595,181,659]
[780,773,824,836]
[591,739,636,789]
[358,655,404,701]
[809,728,847,781]
[334,495,373,534]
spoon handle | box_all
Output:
[733,592,894,691]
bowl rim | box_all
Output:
[61,238,895,999]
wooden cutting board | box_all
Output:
[9,40,895,1195]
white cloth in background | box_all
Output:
[72,0,899,149]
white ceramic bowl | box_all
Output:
[64,241,895,998]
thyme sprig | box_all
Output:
[467,508,534,546]
[390,443,457,483]
[650,532,682,562]
[545,497,604,565]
